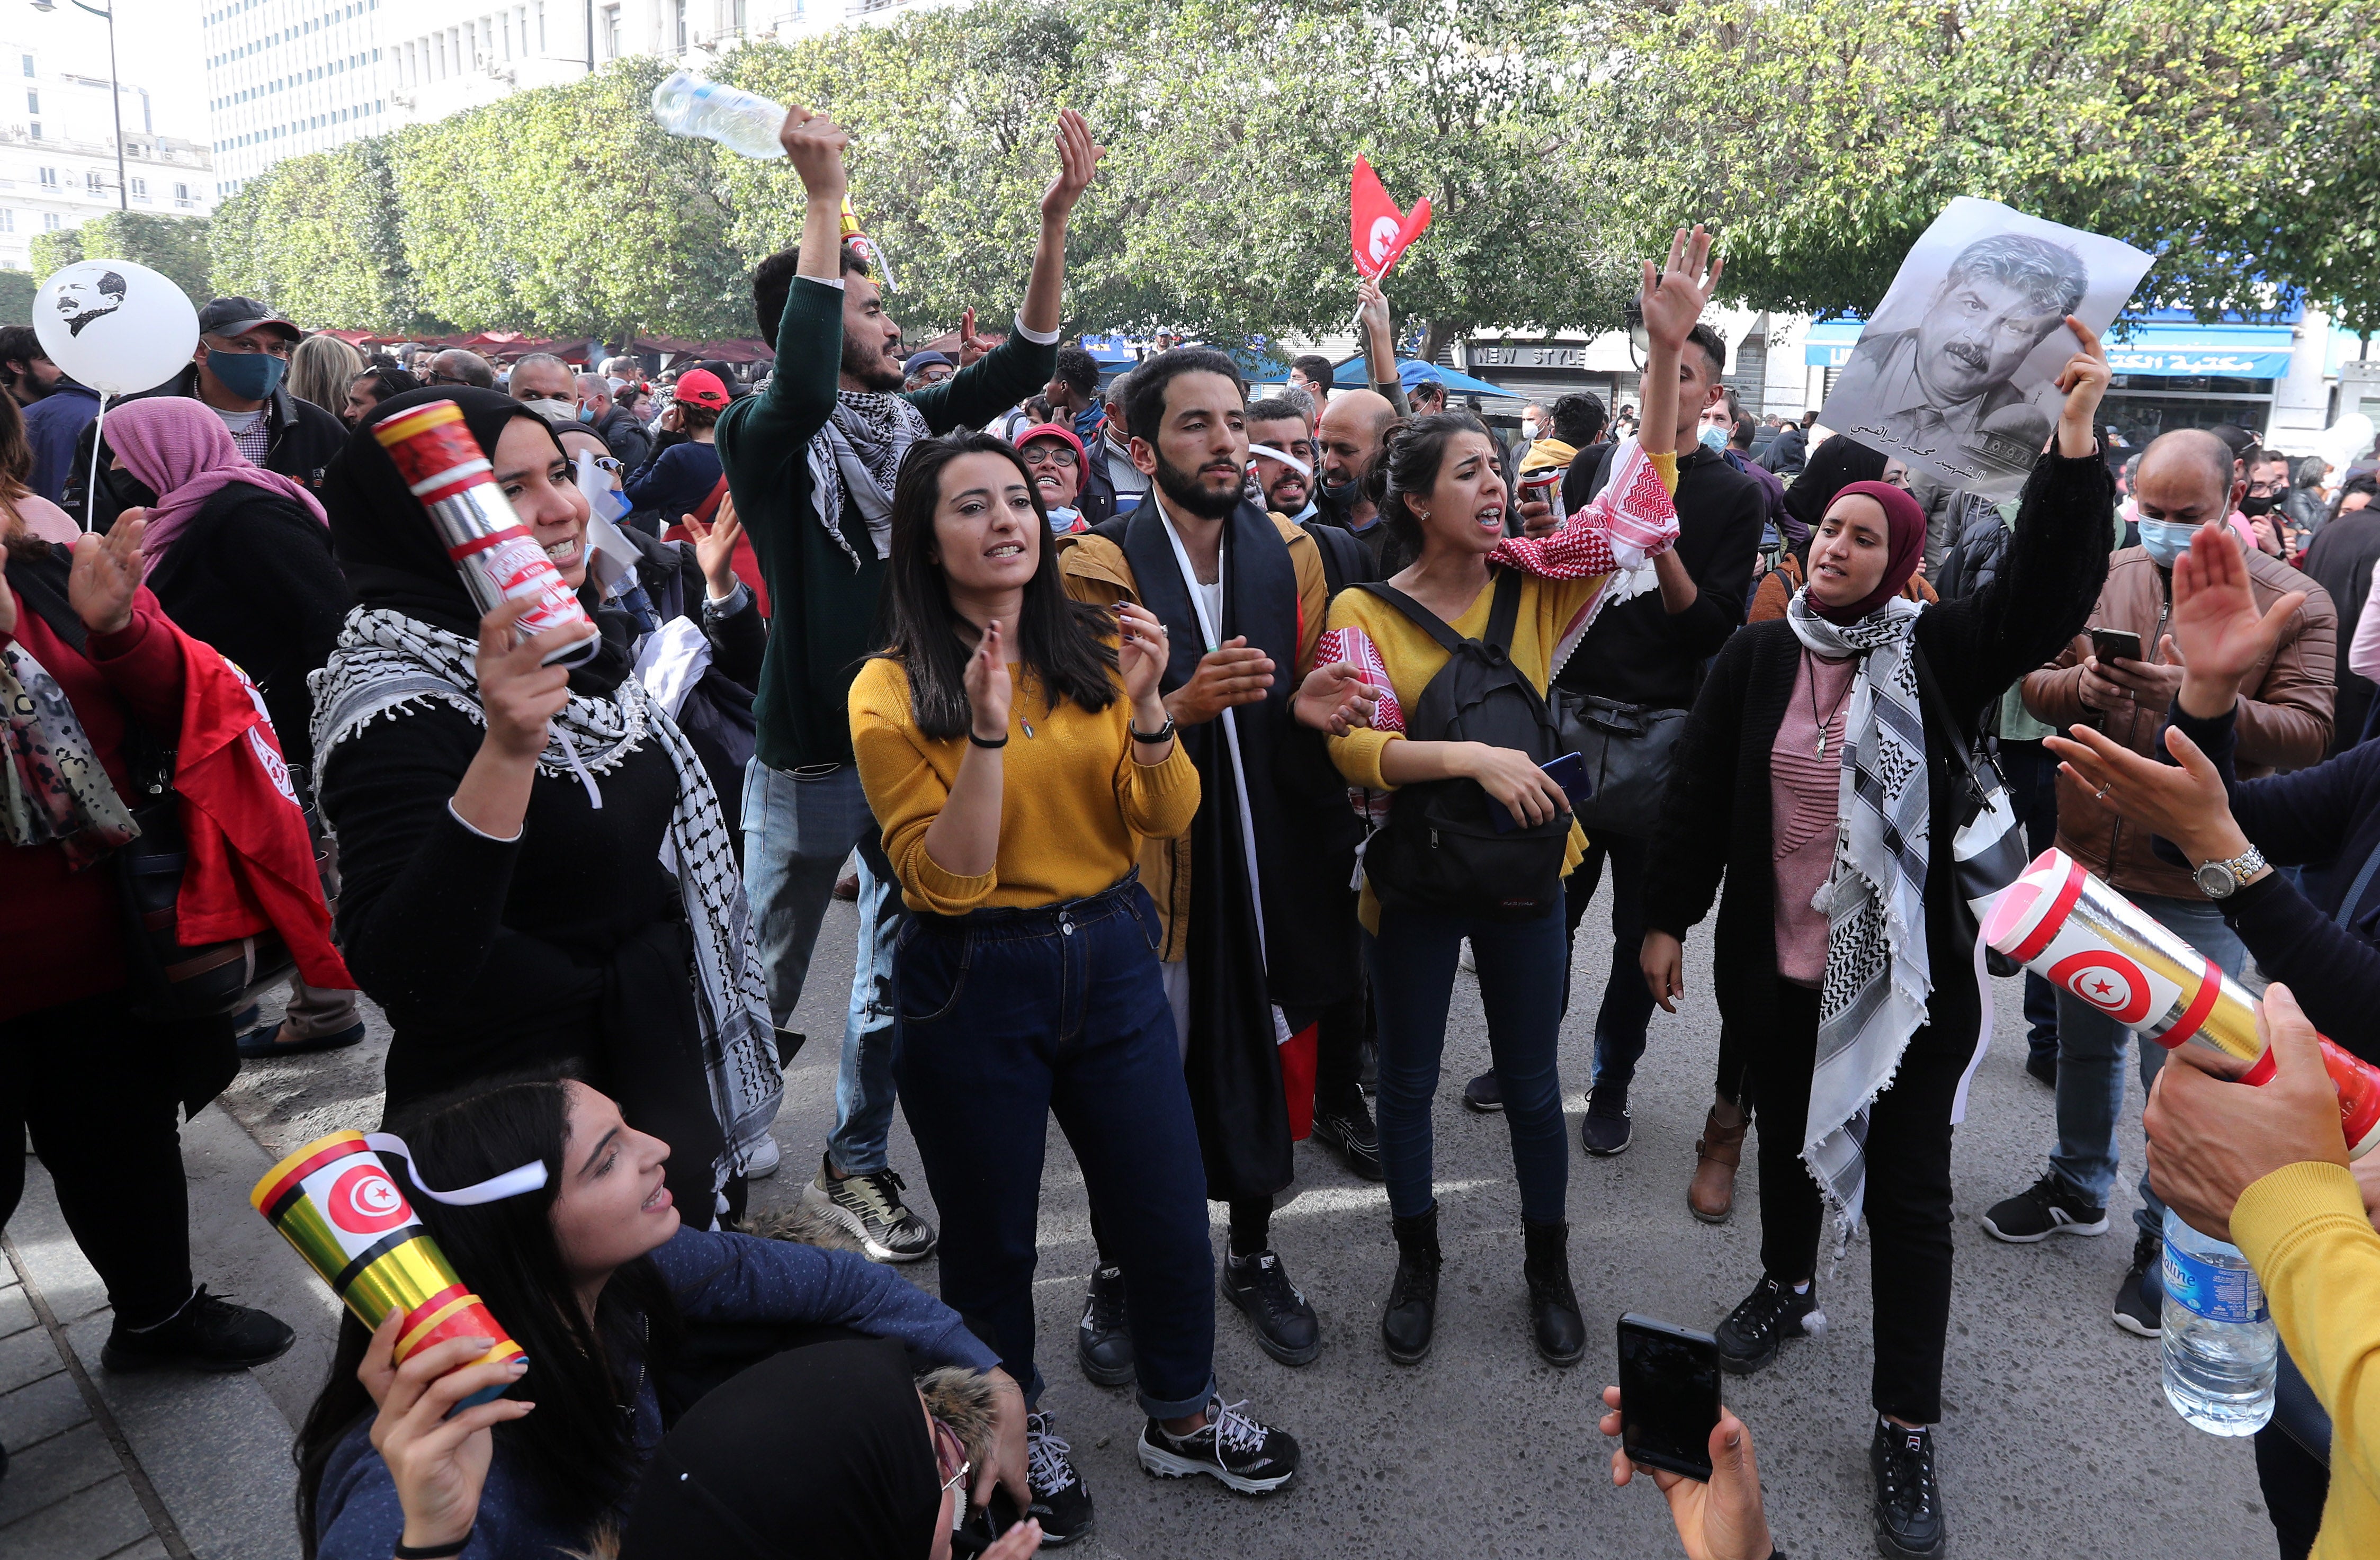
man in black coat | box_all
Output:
[66,296,347,531]
[2304,505,2380,754]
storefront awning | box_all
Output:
[1802,317,2295,378]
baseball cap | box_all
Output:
[674,368,731,409]
[197,295,300,342]
[1397,360,1446,389]
[1016,423,1087,468]
[903,350,953,374]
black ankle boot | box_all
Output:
[1381,1205,1441,1365]
[1522,1218,1586,1366]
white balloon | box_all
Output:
[33,258,200,397]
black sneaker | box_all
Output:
[1358,1037,1379,1096]
[1981,1172,2108,1243]
[2113,1230,2164,1339]
[1462,1069,1502,1112]
[2024,1048,2057,1088]
[1578,1086,1631,1155]
[1714,1275,1823,1375]
[1871,1415,1947,1557]
[1222,1249,1320,1366]
[1312,1093,1384,1181]
[101,1287,294,1373]
[1025,1410,1095,1545]
[1076,1265,1134,1386]
[1138,1396,1300,1494]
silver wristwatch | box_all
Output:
[2195,845,2268,900]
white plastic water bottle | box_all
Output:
[2160,1207,2276,1435]
[650,70,789,160]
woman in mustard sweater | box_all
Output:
[1315,229,1711,1367]
[849,432,1301,1543]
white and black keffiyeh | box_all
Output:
[309,608,783,1188]
[1784,590,1933,1248]
[810,391,930,568]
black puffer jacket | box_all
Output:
[1930,490,2012,603]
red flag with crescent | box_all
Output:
[1350,155,1431,280]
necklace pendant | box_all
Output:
[1815,733,1827,759]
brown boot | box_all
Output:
[1688,1107,1749,1224]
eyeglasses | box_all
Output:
[931,1416,970,1525]
[1021,445,1079,468]
[425,371,472,387]
[2246,480,2288,497]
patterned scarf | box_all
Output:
[309,608,783,1188]
[1783,589,1933,1248]
[809,391,930,568]
[1,641,140,868]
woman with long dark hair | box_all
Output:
[298,1075,1024,1558]
[1314,233,1703,1370]
[310,388,780,1223]
[1638,324,2118,1557]
[850,431,1299,1541]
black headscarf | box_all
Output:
[321,385,634,694]
[1780,432,1891,537]
[616,1337,941,1560]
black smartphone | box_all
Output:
[1493,751,1595,833]
[2089,627,2144,666]
[1617,1313,1722,1482]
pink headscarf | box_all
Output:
[1813,479,1927,624]
[105,397,328,557]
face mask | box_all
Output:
[521,398,578,425]
[2137,518,2194,568]
[1520,419,1541,442]
[108,467,159,511]
[1045,505,1081,533]
[2238,494,2276,517]
[577,405,597,424]
[1322,477,1363,508]
[206,347,285,401]
[1698,424,1730,453]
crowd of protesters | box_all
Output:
[11,101,2380,1560]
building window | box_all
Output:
[37,166,55,187]
[23,90,34,114]
[174,182,189,200]
[0,210,13,234]
[673,0,687,49]
[26,122,37,139]
[42,212,58,231]
[19,55,30,78]
[86,171,103,194]
[600,4,620,56]
[130,177,147,199]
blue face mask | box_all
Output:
[577,405,596,424]
[2137,518,2194,568]
[206,347,285,401]
[1697,424,1730,453]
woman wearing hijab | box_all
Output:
[106,396,365,1058]
[309,387,781,1225]
[1749,440,1931,623]
[1639,325,2117,1558]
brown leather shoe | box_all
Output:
[1688,1107,1749,1225]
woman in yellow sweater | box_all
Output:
[1315,228,1712,1367]
[849,432,1302,1539]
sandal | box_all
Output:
[1688,1106,1749,1225]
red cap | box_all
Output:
[1017,423,1087,468]
[674,369,731,409]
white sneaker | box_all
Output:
[1458,939,1476,973]
[744,1134,781,1179]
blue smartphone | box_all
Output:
[1492,751,1593,833]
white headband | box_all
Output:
[366,1133,550,1206]
[1248,444,1313,479]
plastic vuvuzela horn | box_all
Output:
[1985,848,2380,1157]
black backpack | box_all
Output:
[1357,570,1571,920]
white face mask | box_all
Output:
[1520,419,1541,441]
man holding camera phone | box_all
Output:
[1984,428,2334,1339]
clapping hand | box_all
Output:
[681,495,745,600]
[2044,720,2247,868]
[1040,109,1104,225]
[1166,636,1275,725]
[967,618,1013,745]
[1639,225,1725,355]
[1115,602,1171,708]
[2168,519,2304,716]
[1292,659,1381,736]
[68,513,149,636]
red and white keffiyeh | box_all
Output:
[1487,437,1680,678]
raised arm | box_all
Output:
[717,106,849,477]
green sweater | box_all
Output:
[715,277,1057,770]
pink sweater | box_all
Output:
[1771,650,1858,987]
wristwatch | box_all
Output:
[2195,845,2269,899]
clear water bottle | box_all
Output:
[2160,1207,2276,1435]
[650,70,789,160]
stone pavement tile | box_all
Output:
[0,1281,34,1339]
[0,1421,118,1528]
[0,1474,152,1560]
[7,1217,106,1330]
[105,1539,171,1560]
[0,1371,92,1451]
[0,1321,66,1394]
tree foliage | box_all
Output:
[0,270,35,325]
[29,230,80,283]
[31,214,211,301]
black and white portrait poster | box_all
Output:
[1818,198,2153,499]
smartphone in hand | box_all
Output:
[2089,627,2144,667]
[1617,1313,1722,1481]
[1492,751,1595,834]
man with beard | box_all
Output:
[1059,348,1381,1380]
[1314,387,1404,571]
[717,107,1089,1300]
[1246,396,1318,522]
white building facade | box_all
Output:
[0,39,212,274]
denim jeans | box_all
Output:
[1561,830,1656,1091]
[1369,903,1570,1223]
[893,877,1215,1420]
[740,758,903,1175]
[2049,893,2247,1235]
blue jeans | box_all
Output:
[893,878,1215,1420]
[2049,893,2248,1235]
[740,758,903,1176]
[1370,903,1570,1223]
[1561,831,1656,1091]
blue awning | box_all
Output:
[1803,316,2294,379]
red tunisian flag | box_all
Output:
[1350,155,1433,280]
[166,624,352,989]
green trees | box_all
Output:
[199,0,2380,349]
[31,213,211,299]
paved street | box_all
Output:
[5,901,2275,1558]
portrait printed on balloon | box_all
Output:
[31,257,201,398]
[1817,198,2152,499]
